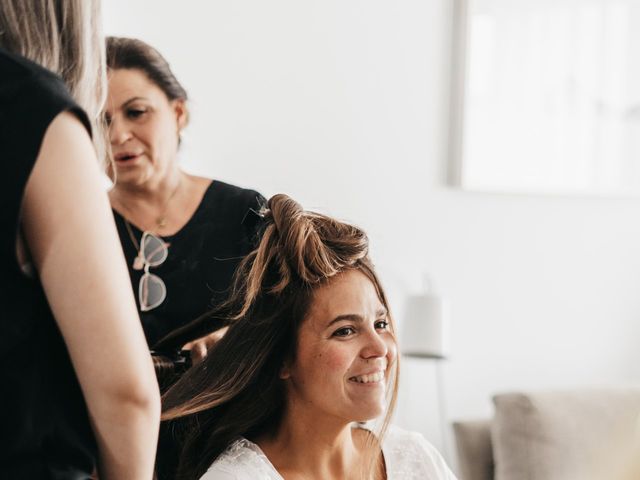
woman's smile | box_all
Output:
[284,269,396,423]
[348,369,385,385]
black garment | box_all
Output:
[0,48,97,478]
[114,182,264,480]
[113,181,265,349]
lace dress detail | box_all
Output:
[200,438,283,480]
[200,427,457,479]
[383,428,457,480]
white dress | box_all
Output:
[199,426,457,479]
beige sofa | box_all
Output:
[453,389,640,480]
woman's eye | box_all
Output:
[332,327,355,337]
[375,320,389,330]
[126,108,147,119]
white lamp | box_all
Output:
[401,280,451,460]
[402,291,449,359]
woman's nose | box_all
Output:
[361,329,389,360]
[109,117,131,145]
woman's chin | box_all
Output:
[111,166,151,187]
[349,403,386,423]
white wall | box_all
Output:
[104,0,640,463]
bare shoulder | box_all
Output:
[28,109,99,202]
[38,110,95,170]
[44,110,92,145]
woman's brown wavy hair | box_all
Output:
[161,194,399,479]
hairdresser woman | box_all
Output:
[0,1,159,479]
[104,37,265,366]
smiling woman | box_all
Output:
[279,270,394,426]
[161,194,457,480]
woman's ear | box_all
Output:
[173,99,189,130]
[279,361,291,380]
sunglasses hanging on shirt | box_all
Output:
[125,221,169,312]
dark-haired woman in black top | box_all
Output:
[105,37,265,363]
[104,36,264,480]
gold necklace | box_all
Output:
[114,174,183,233]
[151,174,182,229]
[154,175,183,229]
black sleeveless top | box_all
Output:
[113,181,265,349]
[0,48,97,478]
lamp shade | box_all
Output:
[401,292,448,359]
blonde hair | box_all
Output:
[0,0,107,160]
[161,194,398,480]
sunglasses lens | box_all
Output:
[141,233,168,267]
[139,272,167,312]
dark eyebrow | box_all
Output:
[326,307,388,328]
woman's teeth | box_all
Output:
[350,371,384,384]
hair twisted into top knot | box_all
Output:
[237,194,370,317]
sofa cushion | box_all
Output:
[453,419,494,480]
[491,389,640,480]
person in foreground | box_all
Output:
[162,194,457,480]
[0,1,160,478]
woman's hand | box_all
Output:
[182,326,229,364]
